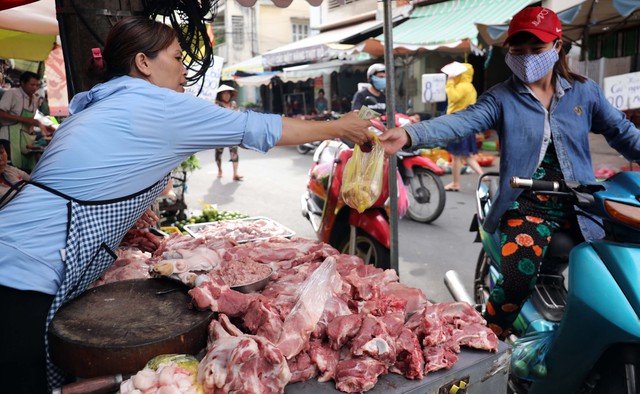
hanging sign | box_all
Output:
[603,71,640,111]
[421,73,446,103]
[185,55,224,103]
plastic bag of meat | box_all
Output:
[340,134,384,213]
[276,256,338,359]
[119,354,203,394]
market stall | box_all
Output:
[49,214,508,394]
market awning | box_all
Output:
[234,72,282,87]
[477,0,640,45]
[263,19,380,67]
[373,0,536,53]
[221,55,265,81]
[0,0,58,61]
[281,60,343,82]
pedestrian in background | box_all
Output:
[442,63,483,192]
[315,88,328,114]
[215,85,242,181]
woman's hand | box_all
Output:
[335,111,374,146]
[379,127,411,156]
[135,208,159,228]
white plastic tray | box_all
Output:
[183,216,295,243]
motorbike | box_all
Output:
[296,140,321,155]
[300,138,408,269]
[445,171,640,393]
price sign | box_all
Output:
[421,73,446,103]
[603,71,640,111]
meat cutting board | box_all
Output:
[49,278,214,378]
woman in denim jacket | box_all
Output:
[381,6,640,338]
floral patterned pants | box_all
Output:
[483,200,578,339]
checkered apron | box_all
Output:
[7,176,169,391]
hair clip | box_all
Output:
[92,48,104,69]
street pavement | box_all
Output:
[182,135,634,303]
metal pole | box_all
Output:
[383,0,399,275]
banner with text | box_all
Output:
[603,71,640,111]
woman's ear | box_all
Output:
[555,39,563,53]
[133,52,152,77]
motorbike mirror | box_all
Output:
[370,118,385,133]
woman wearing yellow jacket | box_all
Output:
[444,63,483,191]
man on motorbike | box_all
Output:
[380,6,640,339]
[351,63,387,113]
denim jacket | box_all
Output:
[404,75,640,240]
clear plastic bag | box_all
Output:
[340,134,385,213]
[511,330,556,381]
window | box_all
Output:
[328,0,360,10]
[232,15,244,47]
[292,22,309,42]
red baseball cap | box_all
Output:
[505,6,562,44]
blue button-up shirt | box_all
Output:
[404,75,640,239]
[0,76,282,294]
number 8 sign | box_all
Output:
[421,74,447,103]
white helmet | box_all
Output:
[367,63,386,80]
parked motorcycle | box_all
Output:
[445,171,640,393]
[301,139,408,269]
[296,140,320,155]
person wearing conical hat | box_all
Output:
[215,85,242,181]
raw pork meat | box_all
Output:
[334,357,388,393]
[423,345,459,373]
[342,265,399,300]
[308,341,341,382]
[91,248,152,287]
[349,314,396,365]
[327,314,363,350]
[214,258,272,287]
[390,327,424,379]
[242,297,283,343]
[287,351,318,383]
[380,282,428,314]
[189,276,258,317]
[449,323,498,352]
[198,315,291,394]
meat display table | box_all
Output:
[286,341,510,394]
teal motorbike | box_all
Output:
[445,171,640,393]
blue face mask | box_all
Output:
[505,45,559,84]
[371,76,386,92]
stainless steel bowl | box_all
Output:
[231,267,274,293]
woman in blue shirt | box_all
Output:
[380,7,640,339]
[0,17,373,393]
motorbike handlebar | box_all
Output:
[510,177,565,192]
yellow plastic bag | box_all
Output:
[340,134,385,213]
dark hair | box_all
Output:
[318,89,325,95]
[87,17,177,82]
[20,71,40,84]
[506,32,587,84]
